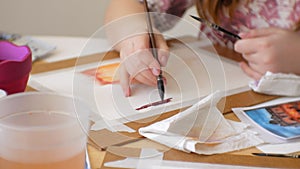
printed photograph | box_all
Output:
[245,100,300,139]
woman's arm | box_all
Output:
[104,0,169,96]
[105,0,145,51]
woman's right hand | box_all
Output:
[234,27,300,80]
[118,32,169,97]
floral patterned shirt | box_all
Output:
[140,0,300,48]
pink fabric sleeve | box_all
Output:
[139,0,194,31]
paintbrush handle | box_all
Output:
[143,0,165,101]
[143,0,159,61]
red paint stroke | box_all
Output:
[136,98,172,110]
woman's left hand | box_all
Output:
[234,27,300,80]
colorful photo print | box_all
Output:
[245,100,300,139]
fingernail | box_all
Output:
[124,87,131,97]
[152,68,160,76]
[238,32,248,38]
[160,56,168,66]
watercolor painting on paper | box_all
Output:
[244,100,300,139]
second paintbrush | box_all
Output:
[190,15,241,40]
[143,0,165,101]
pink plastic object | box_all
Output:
[0,41,32,95]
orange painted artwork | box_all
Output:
[81,62,120,85]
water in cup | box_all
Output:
[0,92,91,169]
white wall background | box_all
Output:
[0,0,198,37]
[0,0,110,37]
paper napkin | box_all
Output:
[139,91,264,155]
[249,71,300,96]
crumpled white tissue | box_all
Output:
[249,71,300,96]
[139,91,264,155]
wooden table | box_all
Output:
[27,38,299,169]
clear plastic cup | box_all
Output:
[0,92,91,169]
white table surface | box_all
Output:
[34,36,111,63]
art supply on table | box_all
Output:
[0,92,92,169]
[0,41,32,95]
[0,32,56,62]
[143,0,165,101]
[232,96,300,155]
[190,15,241,40]
[252,153,300,158]
[233,98,300,143]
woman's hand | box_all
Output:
[234,27,300,80]
[104,0,169,97]
[118,32,169,97]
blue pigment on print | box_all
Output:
[245,108,300,139]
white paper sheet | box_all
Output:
[29,43,251,131]
[105,148,278,169]
[105,159,279,169]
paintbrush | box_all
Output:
[143,0,165,101]
[190,15,241,40]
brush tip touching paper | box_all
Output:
[157,74,165,101]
